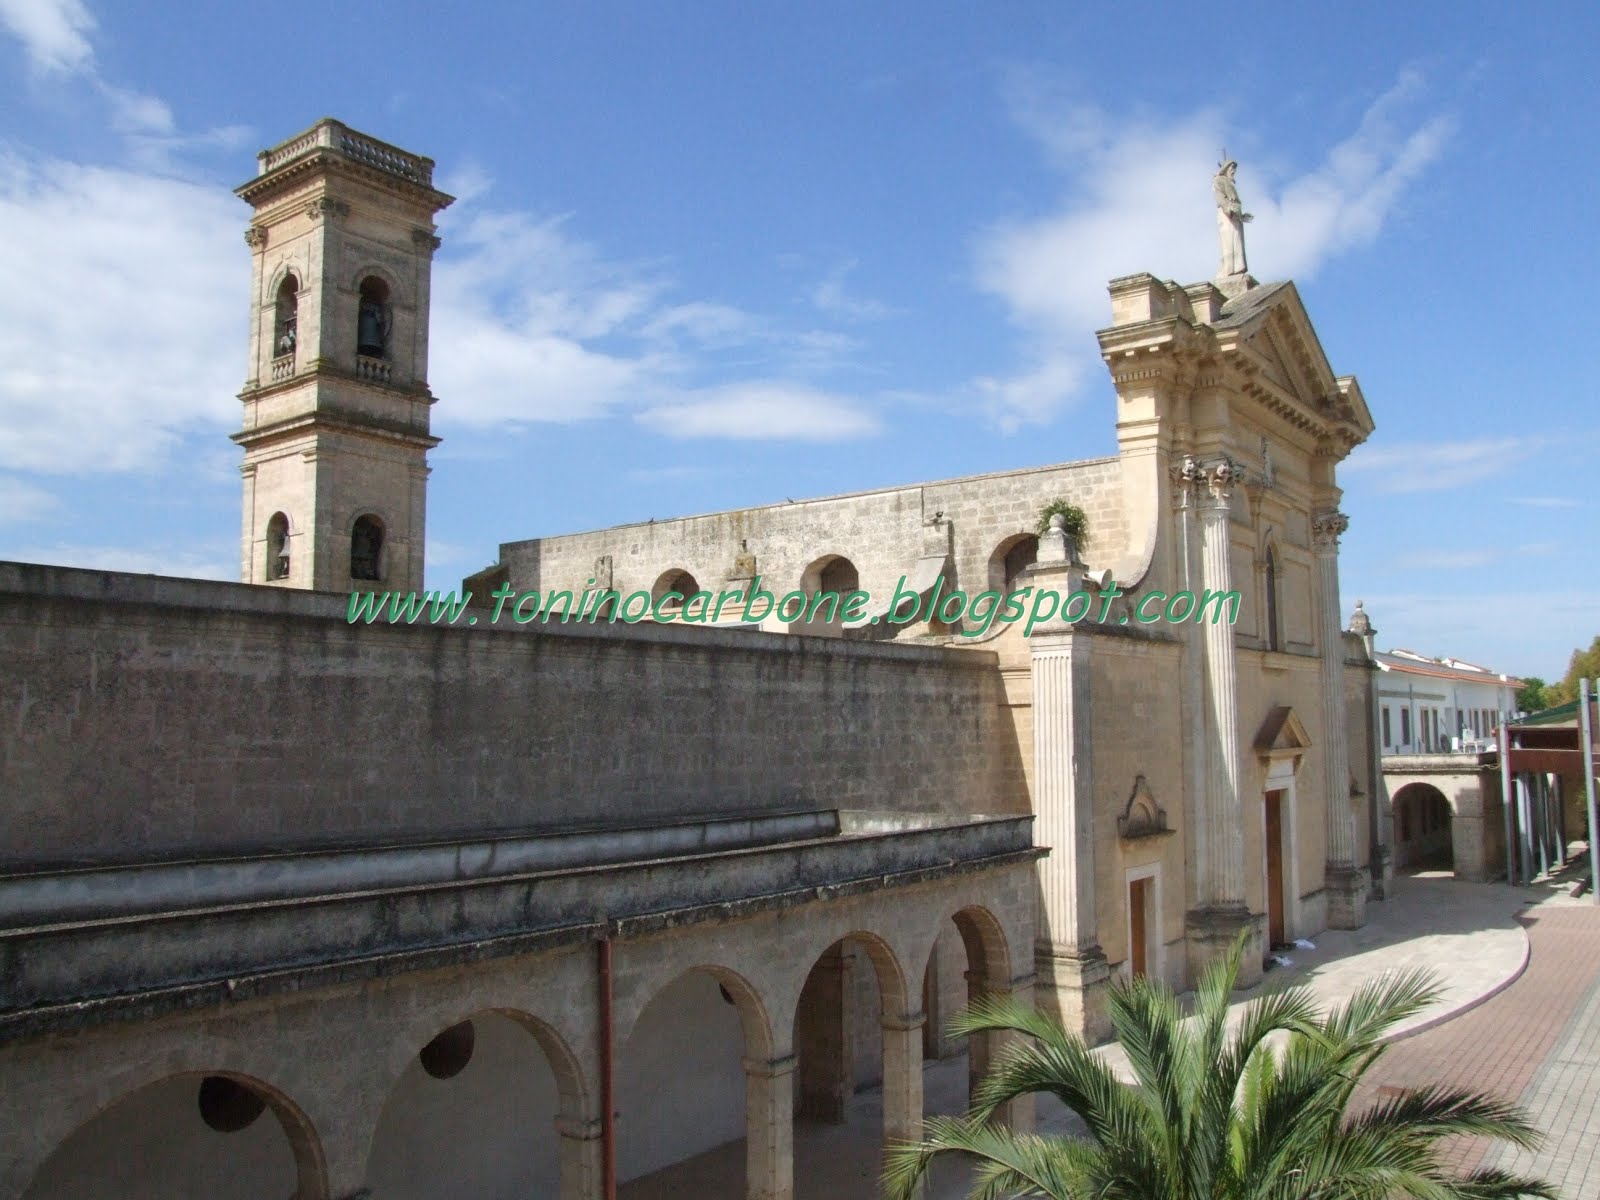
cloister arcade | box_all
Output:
[7,871,1033,1200]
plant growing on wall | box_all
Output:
[1037,499,1089,545]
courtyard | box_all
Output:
[622,868,1599,1200]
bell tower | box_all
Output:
[233,119,453,591]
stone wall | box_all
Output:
[495,456,1126,613]
[0,562,1018,868]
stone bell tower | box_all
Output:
[234,119,453,591]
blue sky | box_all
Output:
[1,1,1595,679]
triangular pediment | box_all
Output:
[1214,281,1375,450]
[1254,705,1312,758]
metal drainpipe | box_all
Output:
[599,936,617,1200]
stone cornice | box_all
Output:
[235,149,454,215]
[232,406,440,453]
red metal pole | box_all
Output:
[599,937,617,1200]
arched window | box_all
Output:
[357,276,391,358]
[266,512,290,581]
[1264,547,1280,651]
[351,514,385,581]
[1002,535,1038,593]
[651,569,700,613]
[273,276,299,359]
[818,556,858,596]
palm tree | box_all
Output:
[884,934,1555,1200]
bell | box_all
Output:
[358,300,385,356]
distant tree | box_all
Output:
[1516,677,1549,714]
[1549,635,1600,707]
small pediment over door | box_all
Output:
[1254,705,1312,770]
[1117,775,1171,840]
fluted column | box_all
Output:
[1179,456,1262,987]
[1314,510,1367,927]
[1198,461,1245,907]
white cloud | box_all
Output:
[638,383,881,442]
[0,0,94,73]
[1359,589,1599,680]
[972,71,1452,431]
[1512,496,1581,510]
[0,476,60,523]
[811,260,892,322]
[0,154,241,473]
[1342,436,1542,493]
[1400,549,1495,570]
[2,541,233,580]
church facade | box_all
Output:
[0,120,1389,1200]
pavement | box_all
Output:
[621,861,1600,1200]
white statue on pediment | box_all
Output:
[1214,158,1252,278]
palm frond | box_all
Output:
[1346,1085,1546,1152]
[881,1114,1097,1200]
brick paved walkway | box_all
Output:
[1357,904,1600,1197]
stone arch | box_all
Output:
[356,273,394,359]
[366,1006,585,1200]
[619,961,775,1063]
[616,963,773,1184]
[988,532,1040,594]
[799,553,860,597]
[950,903,1011,986]
[22,1069,327,1200]
[795,553,862,633]
[914,904,1013,1107]
[266,511,291,581]
[1391,781,1454,872]
[272,272,300,358]
[349,511,386,582]
[650,567,701,614]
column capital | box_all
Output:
[1312,509,1349,552]
[880,1010,927,1033]
[743,1053,798,1079]
[1171,452,1239,509]
[553,1115,603,1140]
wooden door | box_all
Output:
[1129,877,1148,978]
[1265,790,1285,947]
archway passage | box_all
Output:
[617,967,767,1193]
[794,554,861,635]
[789,931,919,1200]
[1394,782,1454,872]
[24,1073,319,1200]
[990,533,1040,595]
[925,907,1012,1119]
[366,1010,573,1200]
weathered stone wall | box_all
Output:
[0,562,1018,869]
[495,457,1126,614]
[1085,628,1188,988]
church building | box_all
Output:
[0,118,1388,1200]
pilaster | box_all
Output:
[1028,529,1110,1041]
